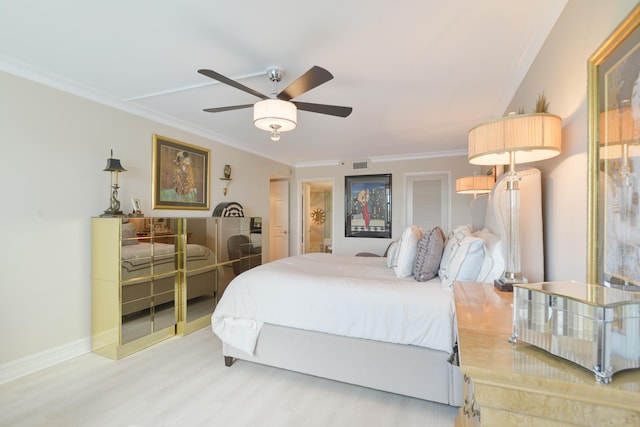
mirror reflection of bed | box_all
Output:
[119,217,220,341]
[93,216,263,359]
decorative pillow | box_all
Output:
[439,224,471,275]
[438,224,485,283]
[386,240,400,268]
[473,228,505,283]
[121,222,139,246]
[393,225,424,277]
[383,240,395,257]
[413,226,446,282]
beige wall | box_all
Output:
[505,0,637,282]
[0,71,290,365]
[294,156,483,257]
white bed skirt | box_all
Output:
[222,323,463,406]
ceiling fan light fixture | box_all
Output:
[270,124,281,142]
[254,99,297,136]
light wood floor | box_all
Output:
[0,328,457,427]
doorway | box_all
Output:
[269,179,290,262]
[302,180,333,254]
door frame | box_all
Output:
[296,178,335,255]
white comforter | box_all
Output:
[212,253,456,355]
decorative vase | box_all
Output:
[224,164,231,179]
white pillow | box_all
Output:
[386,240,400,268]
[393,225,424,277]
[439,225,471,275]
[473,228,505,283]
[438,225,485,283]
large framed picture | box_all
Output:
[588,6,640,288]
[152,134,210,210]
[345,174,392,238]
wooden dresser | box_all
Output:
[453,281,640,426]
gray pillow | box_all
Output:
[413,226,445,282]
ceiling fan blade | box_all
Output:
[293,101,353,118]
[277,66,333,101]
[198,69,269,100]
[203,104,253,113]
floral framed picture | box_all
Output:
[152,134,210,210]
[345,174,392,238]
[587,6,640,287]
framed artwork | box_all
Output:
[131,198,142,215]
[345,174,392,238]
[152,134,210,210]
[587,6,640,288]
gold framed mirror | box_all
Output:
[311,208,325,225]
[587,6,640,287]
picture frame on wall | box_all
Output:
[152,134,210,210]
[345,174,392,238]
[587,6,640,287]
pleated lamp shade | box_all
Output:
[468,113,562,165]
[455,175,495,195]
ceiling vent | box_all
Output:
[352,160,368,170]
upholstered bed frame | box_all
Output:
[222,168,543,406]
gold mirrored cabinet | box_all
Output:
[91,217,178,359]
[178,217,262,334]
[91,216,262,359]
[178,217,219,336]
[215,217,262,297]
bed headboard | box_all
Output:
[470,168,544,283]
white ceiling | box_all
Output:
[0,1,567,166]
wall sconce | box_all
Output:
[219,164,232,196]
[101,149,127,217]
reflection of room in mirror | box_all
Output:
[603,56,640,288]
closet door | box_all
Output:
[406,173,451,233]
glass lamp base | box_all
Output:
[494,278,514,292]
[494,273,526,292]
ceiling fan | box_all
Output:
[198,66,353,141]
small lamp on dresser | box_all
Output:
[100,149,127,217]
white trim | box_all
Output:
[295,159,342,168]
[369,150,467,163]
[0,337,91,385]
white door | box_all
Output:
[269,180,290,261]
[406,173,451,233]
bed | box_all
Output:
[211,168,543,406]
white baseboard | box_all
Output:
[0,337,91,385]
